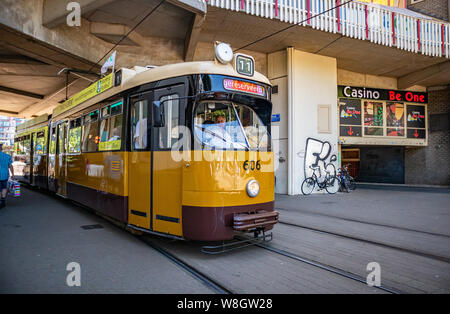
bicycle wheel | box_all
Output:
[348,176,356,191]
[342,177,350,193]
[325,175,340,194]
[301,177,315,195]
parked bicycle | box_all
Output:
[338,164,356,193]
[301,165,339,195]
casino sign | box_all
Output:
[338,85,428,103]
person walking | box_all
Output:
[0,144,14,208]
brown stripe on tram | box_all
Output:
[182,201,275,241]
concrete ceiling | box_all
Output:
[85,0,193,40]
[0,0,448,119]
[202,6,450,87]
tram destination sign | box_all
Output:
[338,85,428,104]
[223,78,266,97]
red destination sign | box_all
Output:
[223,79,266,97]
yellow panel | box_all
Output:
[182,151,274,207]
[66,152,127,197]
[152,151,183,237]
[128,151,151,229]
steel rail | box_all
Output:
[140,237,234,295]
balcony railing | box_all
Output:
[201,0,450,58]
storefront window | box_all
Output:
[364,101,383,136]
[406,105,426,139]
[386,102,405,137]
[338,85,427,144]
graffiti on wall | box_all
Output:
[304,138,337,182]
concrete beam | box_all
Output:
[0,109,19,117]
[398,61,450,89]
[0,86,45,100]
[43,0,116,28]
[0,26,101,72]
[0,55,45,65]
[166,0,207,16]
[0,63,59,76]
[184,14,205,61]
[90,22,148,47]
[18,78,88,118]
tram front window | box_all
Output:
[194,101,269,150]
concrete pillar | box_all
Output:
[268,48,337,195]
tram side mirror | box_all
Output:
[152,101,165,127]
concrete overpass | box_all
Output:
[0,0,449,118]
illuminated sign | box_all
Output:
[223,79,265,97]
[338,86,427,104]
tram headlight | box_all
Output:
[246,180,260,198]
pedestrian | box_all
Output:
[0,143,14,208]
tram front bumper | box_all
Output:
[233,210,279,232]
[182,201,276,241]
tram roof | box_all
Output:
[51,61,272,120]
[16,113,49,133]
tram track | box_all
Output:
[140,236,234,295]
[276,206,450,239]
[277,220,450,263]
[253,240,402,294]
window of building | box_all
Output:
[82,110,99,152]
[99,101,123,151]
[68,118,82,153]
[406,104,426,139]
[386,102,405,137]
[364,101,384,136]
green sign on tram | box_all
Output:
[236,55,254,76]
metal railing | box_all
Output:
[201,0,450,58]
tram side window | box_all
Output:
[99,101,123,151]
[49,127,57,154]
[157,94,179,149]
[131,100,148,150]
[21,135,31,155]
[68,118,82,153]
[34,131,46,155]
[82,110,99,152]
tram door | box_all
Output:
[151,85,185,237]
[56,121,68,197]
[29,132,35,186]
[128,92,153,230]
[128,85,185,235]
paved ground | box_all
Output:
[274,188,450,293]
[0,188,215,294]
[1,185,449,294]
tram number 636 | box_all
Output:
[243,160,261,171]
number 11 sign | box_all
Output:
[236,54,254,76]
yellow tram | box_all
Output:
[14,45,278,244]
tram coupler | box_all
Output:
[200,231,273,255]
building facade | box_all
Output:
[0,116,25,147]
